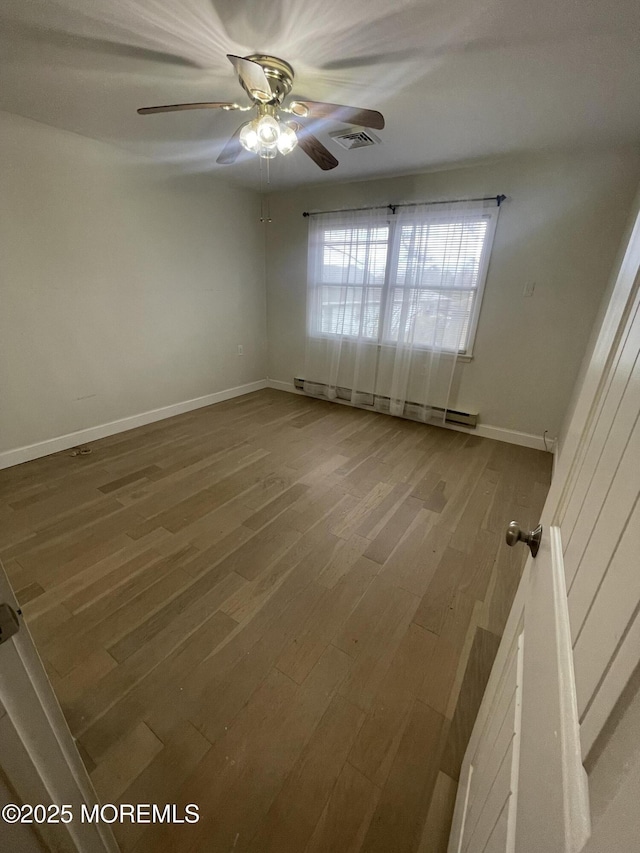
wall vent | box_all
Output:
[329,128,381,150]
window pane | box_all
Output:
[320,226,388,286]
[394,219,488,289]
[317,285,381,338]
[386,288,475,350]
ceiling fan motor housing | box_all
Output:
[243,55,294,104]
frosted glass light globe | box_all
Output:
[239,120,260,153]
[277,123,298,155]
[256,115,280,148]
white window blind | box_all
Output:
[308,204,499,355]
[318,224,388,339]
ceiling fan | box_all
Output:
[137,54,385,171]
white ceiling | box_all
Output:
[1,0,639,189]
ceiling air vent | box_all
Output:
[329,128,381,150]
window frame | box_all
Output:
[307,205,500,358]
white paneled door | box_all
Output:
[448,207,640,853]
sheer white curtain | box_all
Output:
[303,199,499,425]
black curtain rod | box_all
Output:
[302,194,506,218]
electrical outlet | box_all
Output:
[523,281,536,297]
[237,345,244,356]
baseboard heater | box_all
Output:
[293,378,478,429]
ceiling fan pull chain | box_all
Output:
[259,157,264,221]
[266,158,272,222]
[261,158,272,223]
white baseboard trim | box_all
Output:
[467,423,555,452]
[267,379,555,452]
[0,380,268,470]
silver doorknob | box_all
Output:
[506,521,542,558]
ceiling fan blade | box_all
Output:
[216,125,245,165]
[291,123,339,171]
[138,102,241,115]
[289,100,385,130]
[227,55,272,103]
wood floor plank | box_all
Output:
[89,720,163,802]
[97,466,162,494]
[304,762,381,853]
[129,667,299,853]
[6,503,141,569]
[337,585,420,713]
[331,481,396,540]
[78,610,237,761]
[203,645,353,853]
[354,482,413,539]
[448,466,500,553]
[113,721,211,851]
[14,580,44,605]
[244,482,310,530]
[63,547,163,616]
[334,576,402,658]
[440,627,502,781]
[412,546,472,636]
[276,557,379,684]
[180,540,345,745]
[363,495,425,564]
[358,700,448,853]
[348,622,438,786]
[0,389,552,853]
[376,511,440,596]
[210,514,302,582]
[316,534,372,589]
[247,695,365,853]
[51,648,117,708]
[67,607,238,743]
[217,526,327,624]
[457,528,500,602]
[45,553,197,676]
[417,590,478,718]
[145,646,352,853]
[105,558,244,663]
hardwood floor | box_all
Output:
[0,389,552,853]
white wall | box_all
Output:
[0,111,266,459]
[265,148,640,441]
[2,120,638,460]
[556,181,640,462]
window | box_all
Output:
[316,223,389,340]
[308,204,499,355]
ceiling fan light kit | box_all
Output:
[137,54,385,172]
[238,109,298,159]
